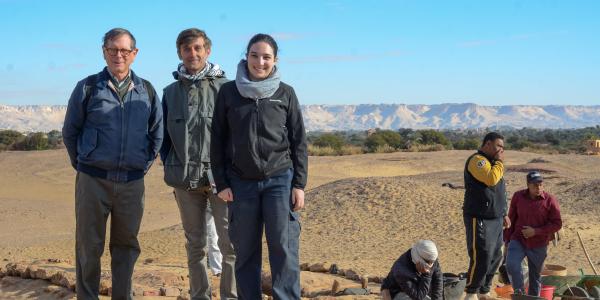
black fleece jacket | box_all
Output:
[210,80,308,191]
[381,249,443,300]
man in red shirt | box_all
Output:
[504,171,562,296]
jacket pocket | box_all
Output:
[79,128,97,157]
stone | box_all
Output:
[361,276,369,288]
[300,262,310,271]
[143,289,160,296]
[99,279,111,295]
[132,286,145,296]
[331,279,341,295]
[344,269,360,281]
[50,271,66,285]
[5,262,27,276]
[309,262,332,273]
[368,275,385,283]
[44,285,62,293]
[261,270,273,295]
[33,268,49,280]
[47,258,71,264]
[161,286,181,297]
[329,263,339,274]
[26,265,39,279]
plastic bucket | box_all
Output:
[443,273,466,300]
[496,285,514,299]
[539,285,555,300]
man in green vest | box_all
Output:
[160,28,236,300]
[463,132,510,300]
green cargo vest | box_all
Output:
[163,76,227,190]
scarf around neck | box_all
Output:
[235,59,280,99]
[174,62,225,81]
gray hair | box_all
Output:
[102,28,136,49]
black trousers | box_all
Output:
[463,214,504,294]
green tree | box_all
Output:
[47,130,62,148]
[506,135,531,150]
[0,130,24,147]
[15,132,49,150]
[365,130,402,152]
[417,129,450,146]
[313,133,345,150]
[453,138,480,150]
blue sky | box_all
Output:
[0,0,598,106]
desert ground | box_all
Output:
[1,149,600,299]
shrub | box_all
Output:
[365,130,402,152]
[0,130,24,148]
[407,143,446,152]
[313,133,345,150]
[308,144,364,156]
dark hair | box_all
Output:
[176,28,212,51]
[481,132,504,147]
[246,33,278,57]
[103,28,136,49]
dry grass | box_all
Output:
[308,144,364,156]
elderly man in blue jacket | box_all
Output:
[62,28,163,300]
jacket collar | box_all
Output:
[477,149,494,162]
[101,67,145,94]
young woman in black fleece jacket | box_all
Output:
[210,33,308,300]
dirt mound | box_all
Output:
[559,179,600,216]
[301,175,467,276]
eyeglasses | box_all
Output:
[104,47,135,57]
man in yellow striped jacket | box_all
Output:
[462,132,510,300]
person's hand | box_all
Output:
[503,216,511,229]
[291,188,304,211]
[495,149,505,162]
[415,261,433,275]
[218,188,233,202]
[522,226,536,238]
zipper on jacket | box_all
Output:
[255,98,265,175]
[117,91,127,181]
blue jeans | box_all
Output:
[506,240,547,296]
[228,168,301,300]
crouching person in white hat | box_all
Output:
[382,240,443,300]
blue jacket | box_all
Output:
[62,68,163,182]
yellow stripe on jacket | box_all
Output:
[467,154,504,187]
